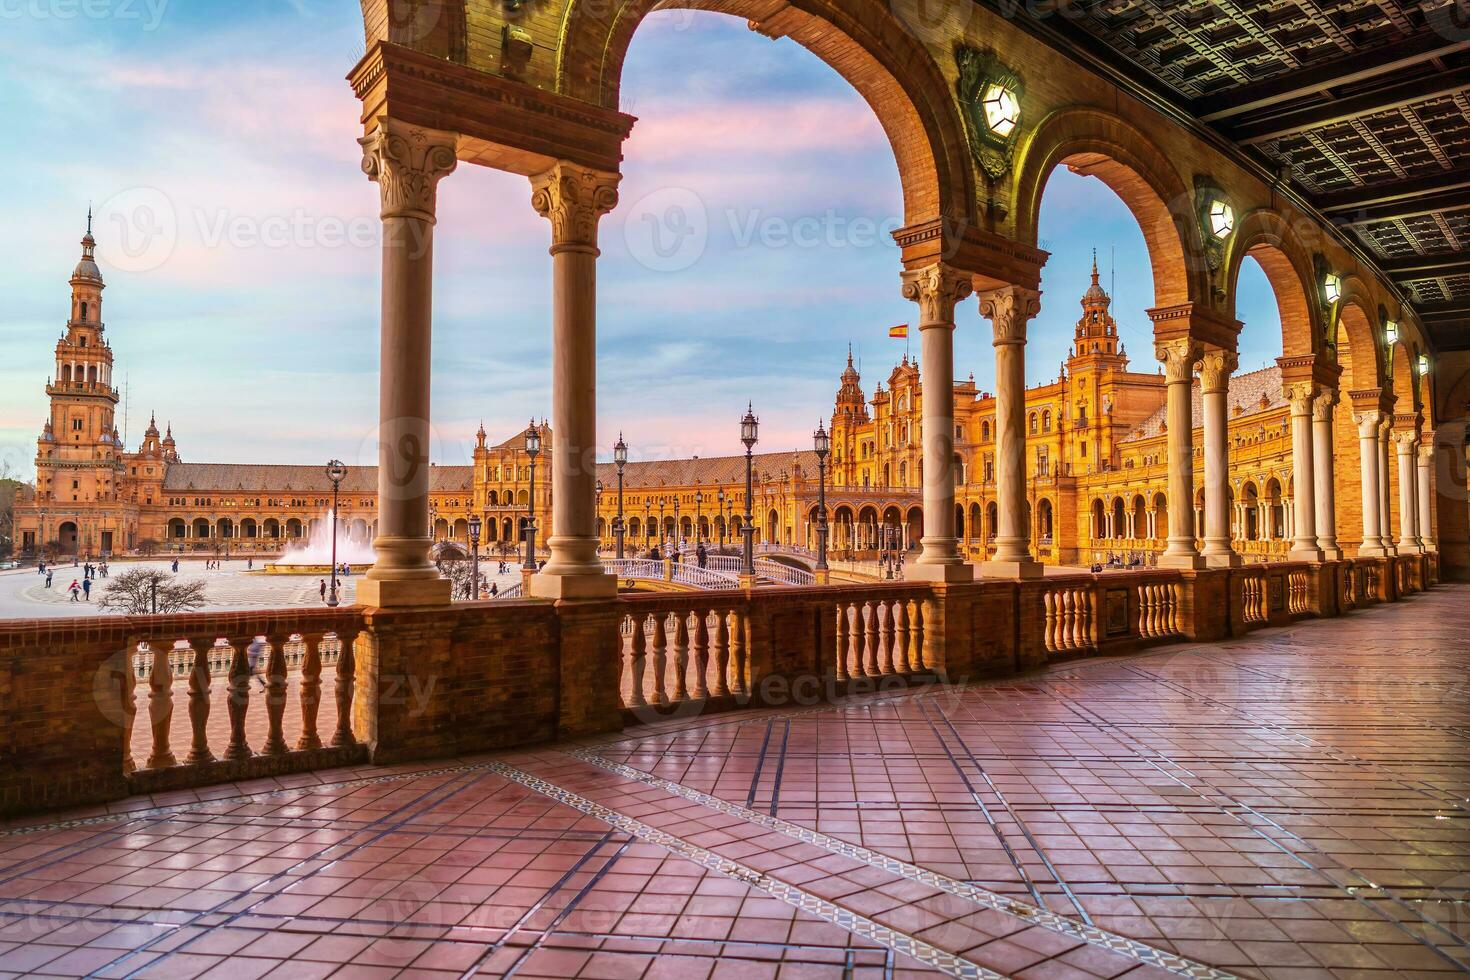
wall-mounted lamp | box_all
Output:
[1321,273,1341,304]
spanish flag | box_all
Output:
[889,324,909,338]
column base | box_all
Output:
[1356,545,1388,558]
[814,569,831,585]
[530,570,618,599]
[1396,542,1423,555]
[356,575,452,609]
[1320,547,1342,560]
[980,559,1043,580]
[1289,547,1325,563]
[909,562,975,583]
[1202,550,1243,568]
[1157,552,1207,570]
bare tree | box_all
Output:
[136,538,161,557]
[99,568,208,615]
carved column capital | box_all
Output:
[1154,338,1202,384]
[1353,410,1384,437]
[901,264,974,329]
[1198,348,1237,395]
[1417,442,1435,462]
[1391,427,1419,449]
[1283,381,1318,414]
[360,119,458,222]
[1311,388,1339,421]
[977,285,1040,346]
[531,162,620,252]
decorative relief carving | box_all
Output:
[1198,348,1237,394]
[901,265,974,327]
[530,162,620,250]
[1153,338,1202,383]
[360,119,458,222]
[977,285,1040,346]
[1311,388,1338,422]
[1283,381,1318,413]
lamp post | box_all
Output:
[673,496,682,554]
[695,488,704,546]
[813,421,830,573]
[595,479,604,552]
[325,459,347,607]
[717,489,726,549]
[658,497,666,556]
[523,420,540,572]
[644,501,652,553]
[741,404,758,577]
[468,513,482,600]
[614,433,628,559]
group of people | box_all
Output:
[36,559,110,601]
[1089,554,1146,573]
[643,543,712,568]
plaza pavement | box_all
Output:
[0,585,1465,978]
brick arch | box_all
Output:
[556,0,975,225]
[1013,107,1201,308]
[1389,339,1418,414]
[1334,294,1383,393]
[1224,209,1320,360]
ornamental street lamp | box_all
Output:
[741,404,759,576]
[673,496,682,554]
[325,459,347,607]
[595,480,604,552]
[813,421,830,572]
[658,497,666,555]
[468,513,482,600]
[694,487,704,546]
[523,420,540,572]
[717,488,726,549]
[614,433,628,559]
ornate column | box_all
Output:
[1417,441,1435,551]
[358,119,457,608]
[1199,349,1239,567]
[1354,411,1386,556]
[1155,339,1205,568]
[530,162,621,597]
[1378,419,1397,556]
[978,285,1043,579]
[1312,390,1340,559]
[1285,382,1323,562]
[1394,428,1421,554]
[900,264,973,581]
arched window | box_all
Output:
[1028,412,1038,435]
[1042,410,1051,432]
[80,302,88,321]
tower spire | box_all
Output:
[1091,247,1099,283]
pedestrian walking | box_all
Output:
[82,578,91,601]
[319,579,327,601]
[69,580,80,602]
[246,639,267,690]
[45,571,53,589]
[172,559,179,573]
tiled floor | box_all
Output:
[2,587,1467,979]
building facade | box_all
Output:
[16,230,1304,567]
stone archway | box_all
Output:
[1226,210,1322,360]
[1014,107,1202,311]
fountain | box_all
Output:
[265,511,376,574]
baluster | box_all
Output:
[184,639,214,765]
[625,616,648,708]
[332,633,357,748]
[834,604,849,681]
[263,635,289,756]
[1064,590,1079,650]
[892,600,911,674]
[862,601,879,676]
[120,644,138,775]
[1084,588,1098,650]
[145,640,176,770]
[877,601,894,674]
[711,610,730,697]
[298,633,323,750]
[729,609,748,697]
[1166,583,1178,635]
[650,614,670,706]
[907,599,923,672]
[691,610,710,700]
[1043,591,1059,652]
[224,639,252,761]
[672,612,690,702]
[1139,585,1153,638]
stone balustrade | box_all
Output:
[0,552,1435,817]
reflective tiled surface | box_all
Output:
[3,587,1467,978]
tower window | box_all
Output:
[81,302,88,320]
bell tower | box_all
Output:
[31,216,130,553]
